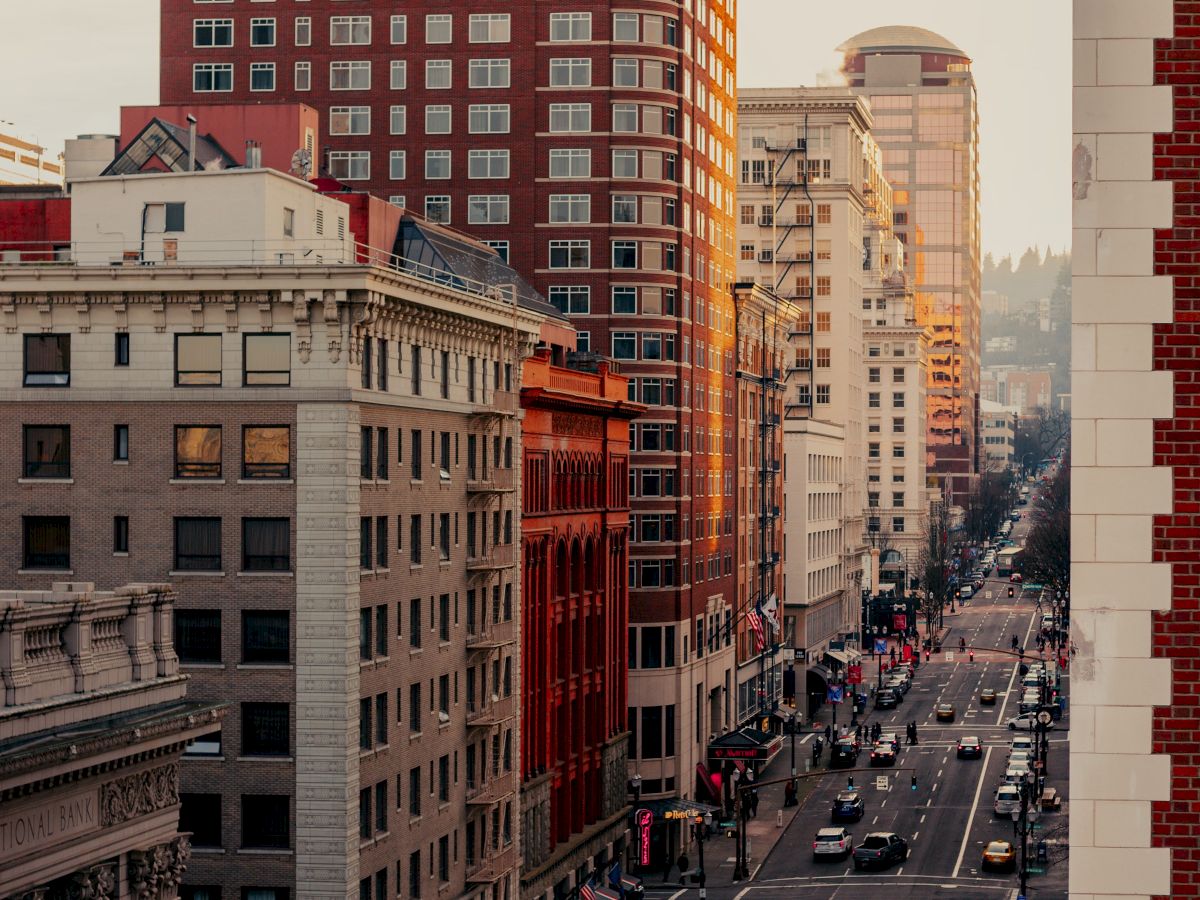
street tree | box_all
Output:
[917,501,954,639]
[964,463,1015,546]
[1015,407,1070,476]
[1023,463,1070,593]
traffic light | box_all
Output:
[911,775,918,791]
[1008,586,1014,598]
[847,776,854,789]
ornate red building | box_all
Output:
[519,350,641,900]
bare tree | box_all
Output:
[1015,407,1070,476]
[917,501,954,640]
[1024,463,1070,593]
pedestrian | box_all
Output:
[824,723,832,742]
[676,851,689,885]
[785,779,798,807]
[813,738,823,764]
[911,721,919,746]
[890,646,897,663]
[750,788,760,818]
[855,724,862,742]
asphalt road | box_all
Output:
[645,509,1069,900]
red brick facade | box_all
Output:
[1152,4,1200,895]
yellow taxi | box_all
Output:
[936,703,955,722]
[981,839,1016,872]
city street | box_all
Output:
[646,513,1069,900]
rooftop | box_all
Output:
[838,26,966,58]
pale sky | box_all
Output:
[0,0,1071,260]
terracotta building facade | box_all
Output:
[518,351,640,900]
[158,0,743,810]
[0,581,224,900]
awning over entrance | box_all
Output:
[825,649,853,666]
[706,727,784,763]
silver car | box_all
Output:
[813,826,854,861]
[994,784,1021,817]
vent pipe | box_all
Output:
[186,115,197,171]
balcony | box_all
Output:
[466,544,516,572]
[466,845,517,884]
[472,390,517,418]
[466,468,515,494]
[466,694,515,728]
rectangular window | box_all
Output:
[242,518,290,572]
[468,59,510,88]
[180,794,223,848]
[390,60,407,90]
[174,517,221,571]
[613,12,639,41]
[250,17,275,46]
[330,15,371,45]
[424,195,450,223]
[469,13,510,42]
[611,333,636,359]
[612,149,637,178]
[424,104,451,134]
[175,426,221,479]
[612,195,637,223]
[112,518,129,554]
[426,14,452,43]
[390,15,407,44]
[550,12,591,41]
[424,150,451,179]
[468,103,509,133]
[23,334,70,386]
[408,767,421,814]
[193,63,233,92]
[328,151,370,180]
[468,149,509,179]
[612,103,638,133]
[612,286,637,314]
[549,240,589,268]
[242,426,289,479]
[243,610,290,663]
[194,19,233,47]
[390,105,407,135]
[548,286,589,315]
[613,58,639,86]
[549,58,591,86]
[549,103,590,133]
[330,61,370,90]
[294,17,310,46]
[425,59,452,89]
[23,516,69,569]
[250,62,275,92]
[468,195,509,224]
[409,515,422,564]
[329,106,371,135]
[243,334,290,386]
[294,61,311,91]
[549,148,590,177]
[549,194,589,223]
[23,425,70,478]
[241,796,289,849]
[242,702,289,756]
[175,610,221,664]
[612,241,637,269]
[175,333,221,386]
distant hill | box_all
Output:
[981,247,1071,403]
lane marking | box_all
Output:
[920,814,926,823]
[952,745,994,878]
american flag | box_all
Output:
[747,605,766,650]
[580,884,597,900]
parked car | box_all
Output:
[936,703,956,722]
[831,791,865,823]
[869,744,897,767]
[1002,767,1029,786]
[1007,750,1033,769]
[994,784,1021,817]
[830,738,860,768]
[959,585,974,600]
[1010,735,1035,754]
[874,689,899,710]
[957,736,983,759]
[1010,573,1023,583]
[980,688,997,705]
[884,677,909,698]
[1018,694,1042,715]
[852,833,909,870]
[981,840,1017,872]
[813,827,854,861]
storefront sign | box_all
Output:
[0,789,99,864]
[636,809,653,866]
[708,746,768,760]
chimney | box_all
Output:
[245,140,262,169]
[186,114,197,171]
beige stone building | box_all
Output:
[0,581,224,900]
[0,169,556,900]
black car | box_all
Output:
[852,832,909,870]
[874,688,898,710]
[869,744,897,767]
[831,791,865,822]
[957,736,983,759]
[830,738,859,768]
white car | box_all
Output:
[1007,750,1034,769]
[1010,735,1035,754]
[813,827,854,861]
[959,585,974,599]
[994,784,1021,817]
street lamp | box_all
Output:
[629,773,642,805]
[693,812,713,897]
[730,769,747,881]
[1011,769,1041,896]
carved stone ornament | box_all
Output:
[99,763,179,827]
[127,836,190,900]
[61,863,116,900]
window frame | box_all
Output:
[175,425,222,479]
[242,333,291,386]
[22,515,70,570]
[23,333,71,387]
[23,424,71,479]
[242,425,290,479]
[174,516,223,572]
[242,517,291,572]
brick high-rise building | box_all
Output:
[839,27,982,505]
[160,0,741,856]
[0,168,558,900]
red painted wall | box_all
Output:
[520,351,639,847]
[1152,6,1200,896]
[0,197,71,259]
